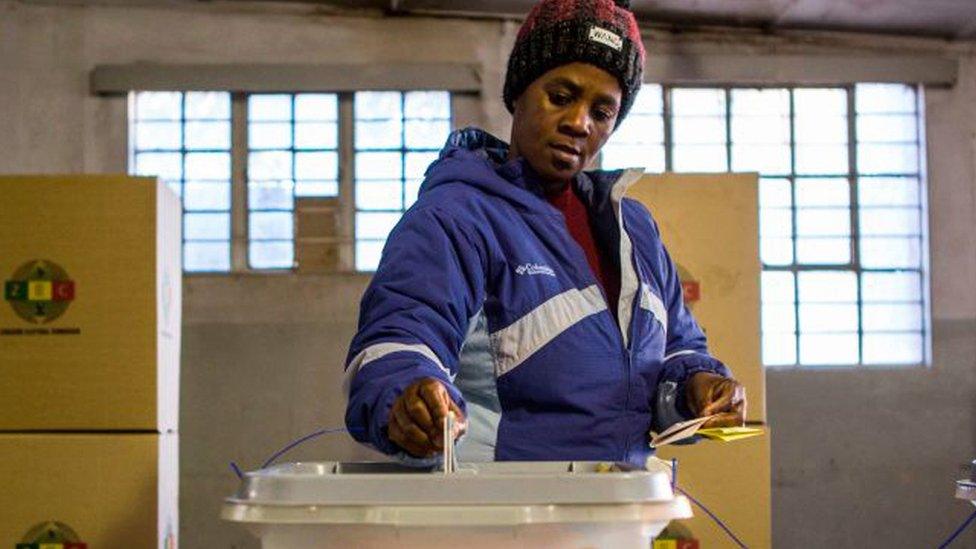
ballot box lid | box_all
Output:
[226,460,677,507]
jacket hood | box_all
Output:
[420,127,625,215]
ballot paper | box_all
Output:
[650,417,766,447]
[649,415,714,448]
[696,426,764,442]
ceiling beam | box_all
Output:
[957,18,976,40]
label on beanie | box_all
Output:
[588,26,623,51]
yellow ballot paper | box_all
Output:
[697,426,765,442]
[651,417,765,447]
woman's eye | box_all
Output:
[593,109,613,122]
[550,93,571,105]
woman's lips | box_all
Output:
[549,143,581,165]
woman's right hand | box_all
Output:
[388,377,467,458]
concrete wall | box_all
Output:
[181,274,379,547]
[767,55,976,548]
[2,1,975,547]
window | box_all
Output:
[603,84,927,367]
[247,94,340,269]
[129,90,452,273]
[601,84,665,172]
[129,91,232,272]
[354,91,452,271]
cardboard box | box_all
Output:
[629,174,770,547]
[627,173,765,422]
[656,430,772,549]
[295,197,341,273]
[295,197,339,240]
[296,241,340,273]
[0,433,178,549]
[0,176,181,431]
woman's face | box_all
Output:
[509,62,622,190]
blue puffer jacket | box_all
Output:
[344,128,731,466]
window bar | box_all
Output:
[291,94,299,270]
[339,93,356,271]
[401,92,408,215]
[846,85,864,365]
[179,92,188,265]
[788,89,800,366]
[724,87,732,172]
[915,85,931,365]
[126,93,136,182]
[662,85,673,172]
[231,92,249,272]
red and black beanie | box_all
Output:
[503,0,646,126]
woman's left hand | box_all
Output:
[685,372,747,428]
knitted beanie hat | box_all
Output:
[503,0,646,126]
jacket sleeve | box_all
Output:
[641,210,733,427]
[343,204,486,460]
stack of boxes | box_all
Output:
[0,176,181,548]
[630,173,771,548]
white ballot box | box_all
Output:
[223,461,692,549]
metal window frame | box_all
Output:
[130,91,235,274]
[603,82,929,369]
[242,92,343,271]
[351,90,453,273]
[129,88,457,275]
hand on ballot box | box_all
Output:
[389,377,467,458]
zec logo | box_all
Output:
[3,260,75,324]
[16,520,87,548]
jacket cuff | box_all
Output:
[652,380,688,433]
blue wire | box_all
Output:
[229,426,363,478]
[938,508,976,549]
[674,484,748,549]
[260,427,360,470]
[229,461,244,480]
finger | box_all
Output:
[700,394,733,416]
[397,420,437,457]
[688,385,709,416]
[389,413,421,455]
[419,380,450,427]
[700,380,738,416]
[687,372,722,415]
[711,379,736,401]
[389,398,411,445]
[696,380,728,415]
[689,397,705,417]
[405,393,437,439]
[702,411,744,429]
[392,398,437,451]
[388,413,430,458]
